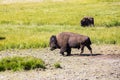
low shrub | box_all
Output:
[54,62,62,68]
[0,56,46,71]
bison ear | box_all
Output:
[50,35,57,43]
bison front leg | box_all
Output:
[60,50,64,56]
[60,47,66,56]
[66,47,71,56]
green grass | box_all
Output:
[0,56,46,71]
[0,0,120,26]
[0,0,120,50]
[0,24,120,51]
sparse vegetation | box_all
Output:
[0,56,46,71]
[54,62,61,68]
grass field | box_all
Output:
[0,0,120,50]
[0,0,120,26]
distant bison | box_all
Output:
[81,17,94,27]
[49,32,92,56]
[0,37,6,40]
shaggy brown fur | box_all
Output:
[50,32,92,56]
[81,17,94,27]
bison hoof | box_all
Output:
[60,53,64,56]
[91,54,93,56]
[66,54,71,56]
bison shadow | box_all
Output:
[71,53,102,56]
[0,37,6,40]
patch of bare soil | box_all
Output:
[0,45,120,80]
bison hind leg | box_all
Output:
[86,45,92,56]
[80,45,85,55]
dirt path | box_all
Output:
[0,45,120,80]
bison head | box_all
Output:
[49,35,58,51]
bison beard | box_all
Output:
[49,32,92,56]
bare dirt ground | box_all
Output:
[0,45,120,80]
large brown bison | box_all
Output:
[49,32,92,56]
[81,17,94,27]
